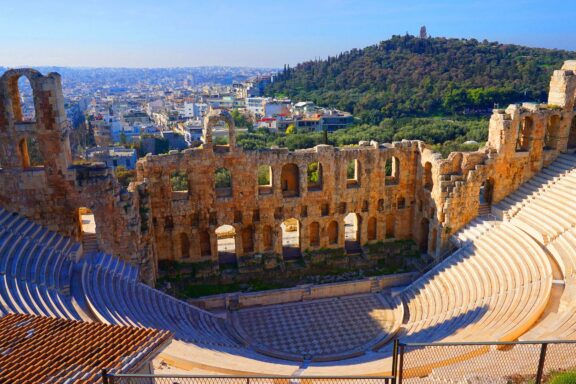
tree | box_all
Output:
[285,124,296,135]
[419,26,428,39]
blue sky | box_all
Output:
[1,0,575,68]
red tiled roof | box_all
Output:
[0,314,172,383]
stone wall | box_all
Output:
[0,62,575,284]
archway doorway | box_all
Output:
[419,218,430,254]
[215,225,237,268]
[281,164,300,197]
[344,213,361,254]
[480,178,494,205]
[78,207,98,254]
[281,218,301,260]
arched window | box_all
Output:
[257,165,272,195]
[367,217,377,241]
[179,233,190,259]
[242,225,254,254]
[309,221,320,247]
[9,75,36,123]
[215,225,236,267]
[420,218,430,254]
[545,115,561,150]
[328,221,339,245]
[385,214,395,239]
[215,167,232,197]
[199,230,211,257]
[385,157,400,185]
[281,218,300,259]
[281,163,300,197]
[307,162,323,191]
[19,137,43,169]
[397,196,406,209]
[424,162,433,191]
[346,159,359,187]
[516,117,533,152]
[170,171,188,192]
[262,225,273,251]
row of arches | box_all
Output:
[173,213,395,266]
[169,157,404,197]
[516,115,576,152]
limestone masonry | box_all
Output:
[1,63,576,284]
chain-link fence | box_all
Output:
[397,340,576,383]
[102,341,576,384]
[103,376,396,384]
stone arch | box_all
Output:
[480,177,495,205]
[516,116,533,152]
[2,69,43,124]
[307,161,323,191]
[367,217,377,241]
[281,218,300,260]
[170,170,189,192]
[385,156,400,185]
[344,213,361,253]
[545,115,561,150]
[281,163,300,197]
[327,220,339,245]
[569,116,576,149]
[346,159,359,186]
[215,167,232,197]
[179,232,190,259]
[309,221,320,246]
[423,162,433,191]
[202,108,236,150]
[215,224,237,267]
[199,230,211,257]
[419,218,430,254]
[262,225,273,251]
[77,207,97,246]
[257,164,272,195]
[242,225,255,254]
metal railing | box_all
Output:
[103,340,576,384]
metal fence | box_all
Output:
[103,340,576,384]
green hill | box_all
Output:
[265,35,574,123]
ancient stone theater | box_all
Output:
[1,62,576,380]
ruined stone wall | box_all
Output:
[0,62,575,283]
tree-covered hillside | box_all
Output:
[266,35,575,122]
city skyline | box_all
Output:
[1,0,576,68]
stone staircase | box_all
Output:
[477,203,492,216]
[82,233,98,255]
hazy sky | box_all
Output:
[1,0,575,68]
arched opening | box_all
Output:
[309,221,320,247]
[545,115,561,150]
[77,207,98,254]
[367,217,377,241]
[281,163,300,197]
[430,227,438,256]
[516,116,532,152]
[170,170,188,192]
[480,178,494,205]
[19,136,43,169]
[419,218,430,254]
[327,221,339,245]
[257,165,272,195]
[344,213,361,253]
[215,167,232,197]
[242,225,255,254]
[423,162,433,191]
[18,138,30,169]
[385,157,400,185]
[212,119,233,152]
[397,196,406,209]
[569,116,576,149]
[378,199,385,212]
[385,214,395,239]
[215,225,237,268]
[262,225,273,251]
[199,230,211,257]
[346,159,359,187]
[9,75,36,123]
[179,233,190,259]
[281,218,300,260]
[307,162,323,191]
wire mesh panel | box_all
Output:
[541,342,576,383]
[105,376,395,384]
[397,342,576,383]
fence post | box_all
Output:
[535,343,548,384]
[391,339,399,383]
[102,369,109,384]
[397,344,405,384]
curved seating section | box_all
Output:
[0,208,82,320]
[494,154,576,244]
[81,254,241,349]
[450,217,498,248]
[398,222,552,344]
